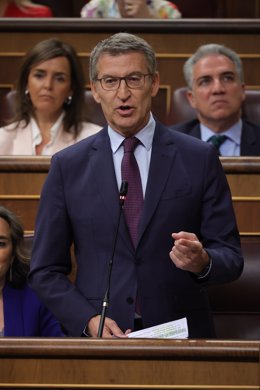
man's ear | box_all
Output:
[241,82,246,103]
[151,71,160,98]
[186,89,197,109]
[90,81,101,104]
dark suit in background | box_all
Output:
[171,118,260,156]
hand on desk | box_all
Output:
[87,315,131,338]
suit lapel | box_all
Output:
[138,124,177,245]
[240,120,257,155]
[189,121,201,138]
[90,129,132,250]
[91,125,180,251]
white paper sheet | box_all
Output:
[127,317,188,339]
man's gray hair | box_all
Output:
[89,32,157,81]
[183,43,244,90]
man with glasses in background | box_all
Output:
[29,33,243,339]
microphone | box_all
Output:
[97,180,128,338]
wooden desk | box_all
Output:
[0,338,259,389]
[0,156,50,233]
[222,157,260,235]
[0,156,260,234]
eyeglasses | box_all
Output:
[96,73,152,91]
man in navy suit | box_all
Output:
[171,43,260,156]
[29,33,243,338]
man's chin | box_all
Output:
[207,109,238,122]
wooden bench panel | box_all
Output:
[1,157,260,234]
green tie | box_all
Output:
[208,135,228,155]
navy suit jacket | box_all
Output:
[171,118,260,156]
[3,282,64,336]
[29,121,243,338]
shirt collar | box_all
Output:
[31,112,65,152]
[108,113,156,153]
[200,119,242,146]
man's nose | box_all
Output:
[117,79,131,98]
[212,78,225,92]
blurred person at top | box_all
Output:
[0,0,53,17]
[80,0,181,19]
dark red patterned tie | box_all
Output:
[121,137,143,248]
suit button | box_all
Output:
[126,297,134,305]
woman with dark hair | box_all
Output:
[0,38,101,155]
[0,206,64,336]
